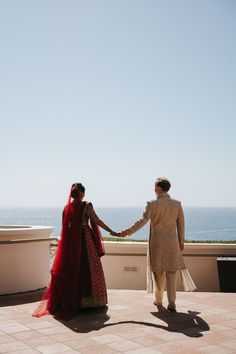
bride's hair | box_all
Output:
[71,183,85,198]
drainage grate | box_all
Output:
[124,266,138,272]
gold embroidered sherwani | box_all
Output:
[124,193,185,273]
[124,193,186,307]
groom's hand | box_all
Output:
[120,230,129,237]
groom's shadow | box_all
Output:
[151,309,210,337]
[59,307,209,338]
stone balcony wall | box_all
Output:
[102,242,236,292]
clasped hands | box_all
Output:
[110,230,129,238]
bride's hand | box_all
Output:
[110,231,119,236]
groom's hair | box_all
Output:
[155,177,171,192]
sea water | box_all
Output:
[0,207,235,241]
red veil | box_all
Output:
[33,189,105,320]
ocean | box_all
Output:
[0,207,235,241]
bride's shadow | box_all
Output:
[59,307,209,338]
[59,306,111,333]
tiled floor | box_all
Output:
[0,289,236,353]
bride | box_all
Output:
[33,182,116,320]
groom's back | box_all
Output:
[150,196,181,231]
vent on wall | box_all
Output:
[124,266,138,272]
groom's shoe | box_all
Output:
[167,305,176,313]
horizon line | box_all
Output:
[0,205,236,209]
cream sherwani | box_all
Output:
[124,193,186,308]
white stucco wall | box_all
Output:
[102,242,236,292]
[0,226,53,295]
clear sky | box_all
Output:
[0,0,235,207]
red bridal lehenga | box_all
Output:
[33,199,107,320]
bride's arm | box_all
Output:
[87,203,117,234]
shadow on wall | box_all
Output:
[0,289,45,307]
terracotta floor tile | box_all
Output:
[78,344,119,354]
[36,342,74,354]
[0,340,29,352]
[125,348,162,354]
[221,328,236,338]
[208,324,232,332]
[49,331,81,342]
[108,339,142,351]
[9,349,41,354]
[220,312,236,320]
[0,290,236,353]
[133,335,167,346]
[56,351,81,354]
[1,322,30,334]
[90,333,121,344]
[20,319,56,330]
[64,338,100,350]
[197,344,235,353]
[37,325,69,335]
[175,337,209,348]
[0,333,13,344]
[12,329,43,340]
[202,333,236,344]
[175,351,203,354]
[22,335,56,348]
[221,320,236,329]
[221,339,236,350]
[118,328,147,340]
[151,341,193,353]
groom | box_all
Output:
[118,177,185,312]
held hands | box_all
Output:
[110,230,129,238]
[119,230,129,237]
[110,231,119,237]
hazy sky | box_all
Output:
[1,0,235,207]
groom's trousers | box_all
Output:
[154,271,177,309]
